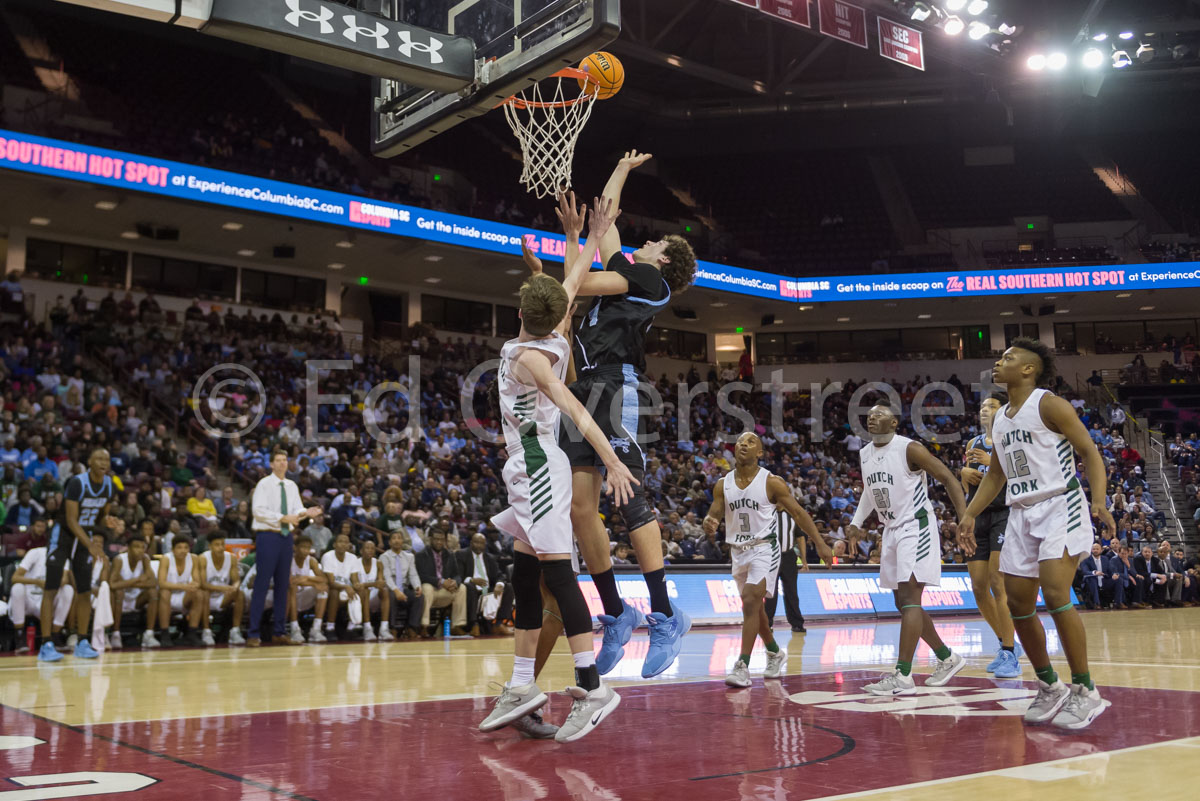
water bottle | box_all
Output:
[26,625,35,652]
[443,617,451,638]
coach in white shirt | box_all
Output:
[249,451,320,646]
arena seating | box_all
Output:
[1104,135,1200,235]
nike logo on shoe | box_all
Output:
[591,711,604,725]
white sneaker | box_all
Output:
[228,628,246,646]
[201,629,216,647]
[379,627,395,642]
[479,682,549,732]
[308,627,327,643]
[864,670,917,696]
[926,652,967,687]
[555,684,620,743]
[289,628,305,645]
[66,634,78,650]
[108,632,123,650]
[764,650,787,679]
[289,621,302,637]
[725,659,752,688]
[363,626,377,642]
[1025,679,1072,724]
[141,630,161,648]
[1051,683,1109,729]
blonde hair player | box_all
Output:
[479,192,637,744]
[960,338,1117,729]
[848,404,970,696]
[702,432,830,688]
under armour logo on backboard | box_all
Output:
[397,30,444,64]
[284,0,334,34]
[342,15,390,49]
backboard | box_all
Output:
[371,0,620,158]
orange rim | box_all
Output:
[500,67,600,110]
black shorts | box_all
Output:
[45,524,94,592]
[558,368,649,471]
[968,507,1009,563]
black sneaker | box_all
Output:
[157,629,177,647]
[791,625,807,633]
[182,629,204,647]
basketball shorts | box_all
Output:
[169,591,189,613]
[295,586,321,612]
[121,588,150,613]
[558,368,649,472]
[242,586,273,609]
[44,525,93,593]
[731,540,781,599]
[501,438,574,556]
[1000,489,1094,579]
[491,506,581,573]
[367,587,380,611]
[968,506,1010,562]
[879,512,941,591]
[208,587,234,611]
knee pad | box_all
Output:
[615,468,656,531]
[512,551,544,630]
[541,559,590,637]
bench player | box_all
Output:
[961,339,1115,729]
[847,405,970,695]
[108,534,159,648]
[199,533,246,646]
[702,432,829,687]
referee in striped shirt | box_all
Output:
[765,508,819,632]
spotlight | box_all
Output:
[909,2,933,22]
[945,0,967,10]
[998,22,1016,36]
[1112,50,1132,68]
[944,16,965,36]
[1027,53,1047,71]
[968,21,990,40]
[967,0,988,15]
[1046,51,1068,70]
[1136,43,1154,62]
[1082,48,1105,69]
[1118,31,1134,40]
[1092,32,1108,42]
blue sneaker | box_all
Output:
[642,603,691,678]
[994,648,1022,679]
[74,639,100,659]
[595,601,643,676]
[37,641,63,663]
[985,648,1004,673]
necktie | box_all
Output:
[280,481,289,535]
[434,551,443,581]
[476,553,485,581]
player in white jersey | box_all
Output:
[155,534,203,647]
[287,535,329,644]
[703,432,829,688]
[848,405,970,696]
[8,546,74,648]
[108,534,160,648]
[358,540,394,642]
[199,533,245,647]
[320,531,364,641]
[479,193,636,744]
[961,339,1116,729]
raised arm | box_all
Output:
[1043,393,1117,537]
[768,476,832,566]
[562,195,619,305]
[512,348,639,506]
[598,150,651,263]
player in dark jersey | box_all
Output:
[960,392,1020,678]
[560,150,697,678]
[39,448,116,662]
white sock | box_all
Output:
[572,651,596,669]
[510,656,536,687]
[325,621,335,629]
[230,627,240,634]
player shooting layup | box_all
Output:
[560,151,698,678]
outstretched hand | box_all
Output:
[589,195,621,239]
[619,149,652,170]
[603,461,640,507]
[555,190,587,239]
[520,234,543,274]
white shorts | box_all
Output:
[208,587,235,611]
[242,587,272,609]
[1000,489,1094,579]
[120,589,151,614]
[295,586,320,612]
[499,444,574,556]
[169,591,188,613]
[492,507,582,574]
[730,541,781,599]
[367,587,380,612]
[879,513,941,591]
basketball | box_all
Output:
[578,51,624,100]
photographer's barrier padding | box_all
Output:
[580,565,1077,626]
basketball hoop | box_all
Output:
[501,68,599,199]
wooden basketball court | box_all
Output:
[1,609,1197,800]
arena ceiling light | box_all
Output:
[120,230,139,239]
[967,0,988,15]
[1116,292,1132,298]
[29,217,50,225]
[94,200,119,211]
[1093,32,1108,42]
[1137,42,1155,62]
[1027,53,1047,70]
[944,16,965,36]
[1082,48,1105,69]
[945,0,967,10]
[222,221,243,231]
[505,268,524,275]
[968,21,991,40]
[909,3,933,22]
[1118,31,1135,40]
[237,249,256,257]
[999,311,1015,316]
[328,263,345,270]
[424,277,442,284]
[1139,305,1155,311]
[997,23,1016,36]
[1046,51,1068,70]
[1112,50,1132,68]
[837,317,851,322]
[917,314,932,319]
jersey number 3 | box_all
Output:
[738,512,750,533]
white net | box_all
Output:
[502,75,598,199]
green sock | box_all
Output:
[766,641,780,653]
[1035,665,1059,685]
[1071,672,1094,691]
[739,653,751,665]
[896,660,912,676]
[933,645,952,661]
